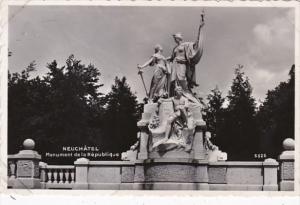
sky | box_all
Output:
[8,6,295,103]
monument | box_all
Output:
[122,10,226,190]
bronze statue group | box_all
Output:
[137,12,205,104]
[137,12,205,147]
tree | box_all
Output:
[221,65,258,160]
[8,55,104,164]
[101,77,139,153]
[203,86,225,145]
[44,55,103,146]
[256,65,295,158]
[8,61,50,153]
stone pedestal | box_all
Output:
[278,138,295,191]
[137,101,207,160]
[133,101,209,190]
[10,139,42,189]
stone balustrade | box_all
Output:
[40,163,75,189]
[7,138,295,190]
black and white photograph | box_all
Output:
[3,1,298,193]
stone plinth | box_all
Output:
[278,138,295,191]
[9,139,42,189]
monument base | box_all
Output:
[133,158,209,190]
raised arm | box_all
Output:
[195,11,205,50]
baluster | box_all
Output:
[53,169,58,183]
[47,169,52,183]
[63,169,67,183]
[59,169,63,183]
[65,169,69,183]
[70,169,75,183]
[9,161,16,179]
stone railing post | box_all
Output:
[73,157,89,189]
[278,138,294,191]
[39,162,47,189]
[262,158,278,191]
[11,139,42,189]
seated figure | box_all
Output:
[164,86,191,141]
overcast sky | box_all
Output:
[8,6,295,103]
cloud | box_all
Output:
[249,9,294,68]
[241,9,294,101]
[253,10,294,49]
[253,24,272,45]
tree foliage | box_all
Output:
[203,64,294,161]
[223,65,258,160]
[256,65,295,158]
[208,65,259,160]
[101,77,139,153]
[203,86,225,144]
[9,55,105,163]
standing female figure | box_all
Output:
[169,17,205,97]
[138,44,169,100]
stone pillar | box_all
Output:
[73,157,89,189]
[278,138,294,191]
[262,158,278,191]
[12,139,42,189]
[137,127,149,160]
[193,126,207,160]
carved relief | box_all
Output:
[282,161,294,180]
[17,160,34,178]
